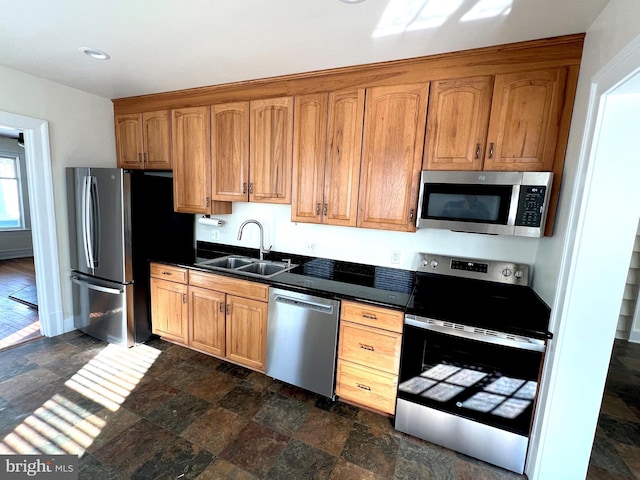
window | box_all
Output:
[0,155,24,230]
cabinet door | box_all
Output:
[142,110,172,170]
[358,83,429,232]
[211,102,250,201]
[291,93,328,223]
[115,114,143,169]
[484,68,567,171]
[249,97,294,204]
[188,286,226,357]
[172,106,212,213]
[324,89,365,227]
[225,295,268,371]
[150,277,188,344]
[423,76,493,171]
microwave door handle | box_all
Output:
[508,185,520,227]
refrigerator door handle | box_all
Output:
[89,176,101,268]
[81,175,93,269]
[71,276,124,295]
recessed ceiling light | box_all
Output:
[340,0,367,4]
[79,47,110,60]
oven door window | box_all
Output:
[398,325,544,436]
[421,184,512,224]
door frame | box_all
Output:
[0,111,63,337]
[527,34,640,478]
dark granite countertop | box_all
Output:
[160,241,415,310]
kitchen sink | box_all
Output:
[195,255,296,278]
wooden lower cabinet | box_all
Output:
[188,285,226,357]
[225,295,268,371]
[150,277,189,345]
[336,360,398,415]
[336,300,403,415]
[150,264,269,372]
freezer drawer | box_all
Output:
[71,273,135,347]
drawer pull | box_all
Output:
[359,343,375,351]
[357,383,371,391]
[362,314,377,320]
[162,271,171,275]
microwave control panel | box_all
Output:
[515,186,547,227]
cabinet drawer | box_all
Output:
[336,360,398,415]
[150,263,188,284]
[341,300,403,333]
[338,321,401,375]
[189,270,269,302]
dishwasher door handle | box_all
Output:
[273,295,334,314]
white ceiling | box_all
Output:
[0,0,609,100]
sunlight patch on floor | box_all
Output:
[0,342,161,456]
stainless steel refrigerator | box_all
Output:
[66,168,194,347]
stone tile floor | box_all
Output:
[587,339,640,479]
[0,331,527,479]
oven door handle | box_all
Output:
[404,314,547,353]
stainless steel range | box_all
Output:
[395,253,551,474]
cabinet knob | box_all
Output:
[323,203,328,216]
[249,183,254,194]
[182,293,186,304]
[219,303,224,313]
[143,152,147,163]
[242,182,247,194]
[475,143,481,160]
[316,203,321,216]
[488,143,495,159]
[409,209,415,221]
[138,153,142,163]
[205,196,210,207]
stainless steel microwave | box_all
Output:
[416,171,553,237]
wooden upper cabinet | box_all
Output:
[142,110,171,170]
[292,93,328,223]
[115,111,171,170]
[211,102,250,201]
[423,76,493,171]
[172,106,212,214]
[249,97,294,204]
[324,89,365,227]
[115,114,143,168]
[291,89,365,227]
[358,83,429,232]
[484,68,567,171]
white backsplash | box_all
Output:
[195,202,539,272]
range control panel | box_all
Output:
[515,186,547,227]
[418,253,530,286]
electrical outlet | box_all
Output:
[391,251,401,264]
[211,230,220,241]
[305,240,316,252]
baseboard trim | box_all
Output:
[0,249,34,260]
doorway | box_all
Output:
[0,111,63,341]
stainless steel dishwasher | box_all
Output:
[266,287,340,398]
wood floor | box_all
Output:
[0,257,41,350]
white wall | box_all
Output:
[0,65,116,329]
[196,202,540,272]
[529,0,640,478]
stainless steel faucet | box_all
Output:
[237,219,271,260]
